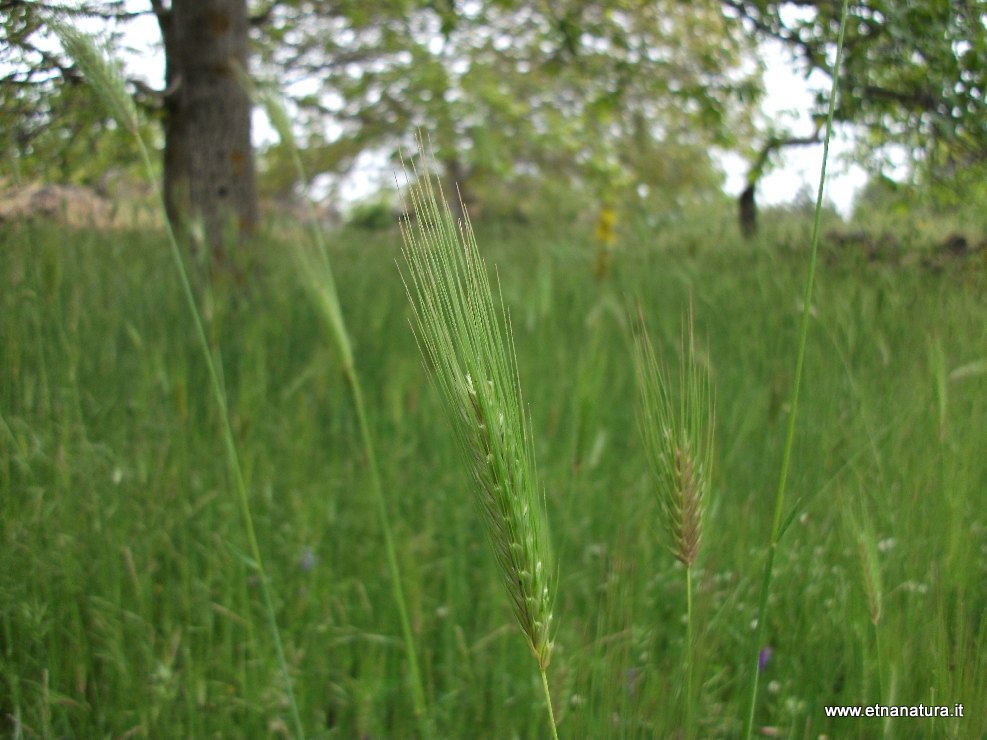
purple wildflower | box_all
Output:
[758,646,773,672]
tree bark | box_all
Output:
[156,0,257,263]
[739,183,757,239]
[739,130,822,239]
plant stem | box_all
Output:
[873,621,884,706]
[741,2,850,738]
[134,139,305,738]
[231,71,433,733]
[541,666,560,740]
[288,160,432,740]
[346,369,432,738]
[45,23,305,735]
[685,565,695,739]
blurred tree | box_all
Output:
[0,1,148,185]
[254,0,762,218]
[8,1,765,235]
[723,0,987,233]
[2,1,257,261]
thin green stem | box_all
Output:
[260,83,431,736]
[741,2,850,738]
[873,621,884,706]
[134,139,305,738]
[540,666,560,740]
[346,370,432,738]
[685,565,695,740]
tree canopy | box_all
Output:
[723,1,987,184]
[253,0,761,215]
[4,0,985,221]
[1,1,152,185]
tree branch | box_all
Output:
[250,2,277,27]
[855,83,942,113]
[738,124,825,238]
[747,126,824,185]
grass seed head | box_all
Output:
[634,310,714,567]
[48,19,140,135]
[400,136,555,668]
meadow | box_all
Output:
[1,211,984,738]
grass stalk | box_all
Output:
[741,2,850,737]
[48,21,305,738]
[541,666,560,740]
[239,73,432,737]
[686,566,695,737]
[844,501,885,702]
[632,309,714,739]
[400,135,558,740]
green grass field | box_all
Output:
[2,216,984,738]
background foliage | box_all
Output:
[3,1,985,218]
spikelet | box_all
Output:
[400,137,554,669]
[633,310,714,566]
[48,19,140,135]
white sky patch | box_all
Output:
[116,2,163,82]
[719,39,868,217]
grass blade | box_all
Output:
[742,1,851,737]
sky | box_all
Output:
[109,4,868,216]
[740,40,868,217]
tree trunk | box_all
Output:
[157,0,257,263]
[739,183,757,239]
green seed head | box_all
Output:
[400,136,555,668]
[634,311,715,567]
[48,19,140,135]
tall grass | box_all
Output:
[2,6,982,737]
[239,69,431,738]
[3,212,984,736]
[47,20,304,737]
